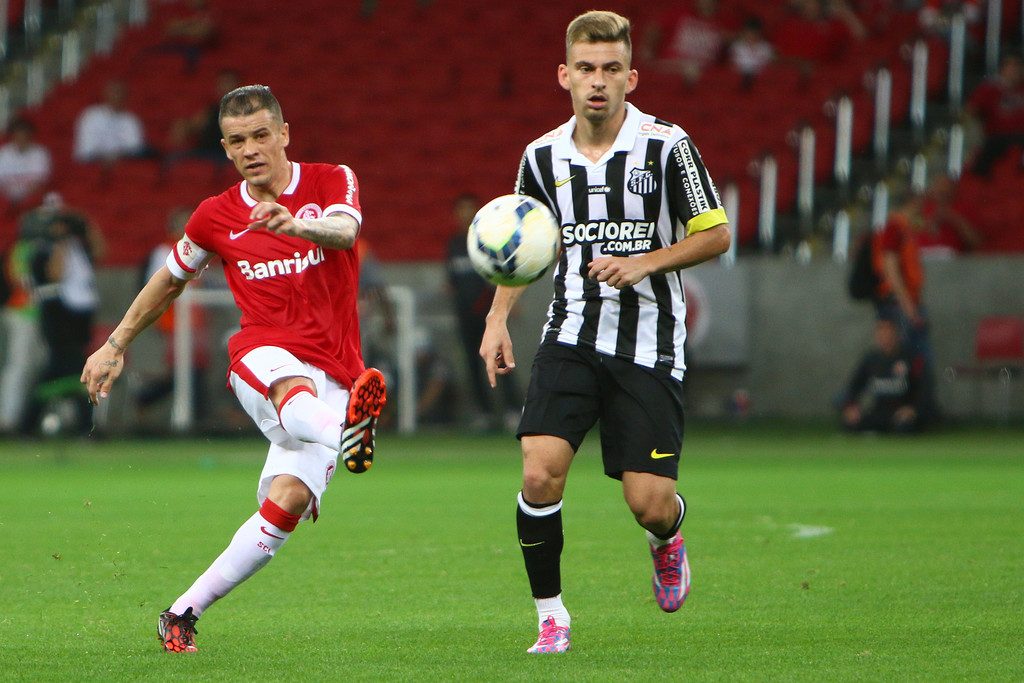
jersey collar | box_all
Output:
[553,102,642,166]
[239,161,301,207]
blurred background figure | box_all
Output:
[729,17,774,90]
[156,0,219,73]
[0,117,52,209]
[73,80,150,163]
[0,212,50,435]
[917,175,982,258]
[410,326,458,428]
[29,197,104,434]
[774,0,866,80]
[167,69,240,167]
[133,207,211,426]
[446,193,521,431]
[966,53,1024,177]
[642,0,735,87]
[839,317,922,433]
[872,194,938,425]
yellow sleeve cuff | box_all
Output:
[686,208,729,236]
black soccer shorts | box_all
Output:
[516,342,685,480]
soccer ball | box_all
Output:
[467,194,560,287]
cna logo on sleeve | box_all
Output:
[237,246,325,280]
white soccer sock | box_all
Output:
[169,507,295,618]
[647,493,686,548]
[277,387,343,449]
[535,594,570,630]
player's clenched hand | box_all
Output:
[480,322,516,388]
[80,342,125,404]
[587,255,652,289]
[248,202,301,236]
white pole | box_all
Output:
[910,40,928,133]
[387,285,417,434]
[171,290,194,431]
[948,13,966,110]
[872,181,889,232]
[833,209,851,262]
[874,68,892,164]
[721,183,738,267]
[798,126,815,228]
[758,156,777,251]
[61,30,81,82]
[834,96,853,186]
[948,123,965,179]
[911,153,928,194]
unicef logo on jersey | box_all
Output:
[627,168,658,196]
[295,203,323,220]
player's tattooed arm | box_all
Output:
[248,202,359,250]
[297,214,359,250]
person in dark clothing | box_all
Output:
[445,193,521,430]
[840,317,922,433]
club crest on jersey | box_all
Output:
[295,203,323,220]
[628,168,658,196]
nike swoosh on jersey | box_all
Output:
[228,229,250,240]
[260,525,285,540]
[553,175,575,187]
[650,449,676,459]
[519,539,545,547]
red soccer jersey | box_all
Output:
[166,161,364,390]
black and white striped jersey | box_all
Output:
[515,103,727,380]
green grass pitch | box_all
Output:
[1,425,1021,681]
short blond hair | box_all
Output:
[565,10,632,63]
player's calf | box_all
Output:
[341,368,386,473]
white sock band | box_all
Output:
[517,491,563,517]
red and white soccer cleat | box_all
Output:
[650,533,691,612]
[527,616,571,654]
[341,368,387,473]
[158,607,198,653]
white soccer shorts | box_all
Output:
[229,345,348,521]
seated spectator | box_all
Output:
[917,175,982,257]
[0,117,51,206]
[73,80,151,163]
[158,0,219,73]
[839,317,923,433]
[919,0,981,39]
[774,0,866,78]
[967,53,1024,177]
[641,0,736,87]
[167,69,240,164]
[729,17,774,90]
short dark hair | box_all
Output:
[219,84,283,124]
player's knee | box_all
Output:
[521,467,565,502]
[627,497,675,531]
[268,478,313,516]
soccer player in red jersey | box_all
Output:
[80,85,386,653]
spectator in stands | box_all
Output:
[774,0,866,79]
[918,0,981,39]
[410,326,457,428]
[0,117,51,207]
[966,53,1024,177]
[158,0,219,73]
[729,17,774,90]
[30,198,104,434]
[872,194,938,424]
[917,174,982,257]
[445,193,521,431]
[0,215,48,434]
[641,0,735,87]
[134,207,211,424]
[168,69,240,165]
[839,316,922,433]
[73,80,151,163]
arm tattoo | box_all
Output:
[107,336,126,352]
[101,359,120,368]
[302,224,356,250]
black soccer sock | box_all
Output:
[516,491,564,599]
[652,493,687,541]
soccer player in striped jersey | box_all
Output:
[480,10,731,654]
[80,86,386,652]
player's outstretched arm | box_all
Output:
[480,286,526,388]
[588,223,731,289]
[248,202,359,250]
[80,265,187,403]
